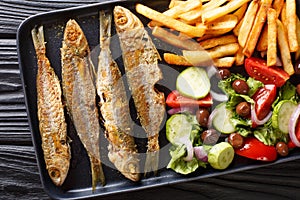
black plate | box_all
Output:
[17,0,300,199]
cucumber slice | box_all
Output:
[176,67,210,99]
[166,114,192,145]
[208,142,234,170]
[272,100,297,133]
[212,103,235,134]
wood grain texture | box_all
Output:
[0,0,300,199]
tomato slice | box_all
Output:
[166,90,213,108]
[245,57,290,87]
[235,137,277,161]
[288,119,300,149]
[252,84,277,121]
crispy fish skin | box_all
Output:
[113,6,165,175]
[97,10,140,181]
[61,19,105,190]
[32,26,70,186]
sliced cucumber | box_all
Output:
[212,102,235,134]
[166,114,192,145]
[176,67,210,99]
[272,100,297,133]
[208,142,234,170]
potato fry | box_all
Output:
[202,0,228,11]
[163,53,192,66]
[238,0,259,48]
[182,50,213,66]
[199,35,238,49]
[207,43,240,59]
[243,0,272,58]
[204,14,238,35]
[267,8,277,67]
[295,16,300,60]
[286,0,299,52]
[202,0,250,23]
[197,33,225,42]
[169,0,184,8]
[277,19,295,75]
[152,26,203,50]
[213,57,236,68]
[163,0,202,19]
[136,4,206,38]
[235,45,244,66]
[272,0,284,18]
[233,3,248,22]
[233,16,244,36]
[256,25,268,51]
[178,8,203,24]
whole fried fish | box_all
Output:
[61,19,105,190]
[113,6,165,175]
[32,26,70,186]
[97,10,140,181]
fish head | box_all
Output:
[63,19,89,57]
[47,157,70,186]
[113,6,143,33]
[108,149,140,182]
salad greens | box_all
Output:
[166,113,206,174]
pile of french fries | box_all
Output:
[136,0,300,75]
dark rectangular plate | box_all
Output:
[17,0,300,199]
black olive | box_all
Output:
[232,79,249,95]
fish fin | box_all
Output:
[89,154,105,191]
[144,150,159,177]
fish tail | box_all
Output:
[89,154,105,191]
[31,26,46,55]
[144,134,160,176]
[99,10,112,48]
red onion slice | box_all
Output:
[207,107,217,129]
[210,90,228,102]
[194,146,208,162]
[251,104,272,126]
[183,141,194,161]
[289,104,300,147]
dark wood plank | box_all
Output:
[0,0,101,36]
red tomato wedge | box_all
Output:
[166,90,213,108]
[252,84,277,121]
[235,137,277,161]
[288,119,300,149]
[245,57,290,87]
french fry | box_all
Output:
[163,0,202,19]
[163,53,192,66]
[202,0,228,11]
[243,0,272,58]
[199,35,238,49]
[272,0,284,18]
[213,57,236,68]
[233,3,248,22]
[235,45,245,66]
[256,25,268,51]
[178,8,203,24]
[148,0,202,27]
[197,33,224,42]
[233,17,244,36]
[136,4,206,38]
[202,0,250,23]
[182,50,213,66]
[277,19,295,75]
[286,0,299,52]
[238,0,259,48]
[152,26,203,50]
[295,16,300,60]
[267,8,277,67]
[169,0,184,8]
[204,14,238,35]
[183,43,239,60]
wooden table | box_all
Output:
[1,1,300,199]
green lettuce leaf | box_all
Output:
[247,77,264,97]
[167,144,206,175]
